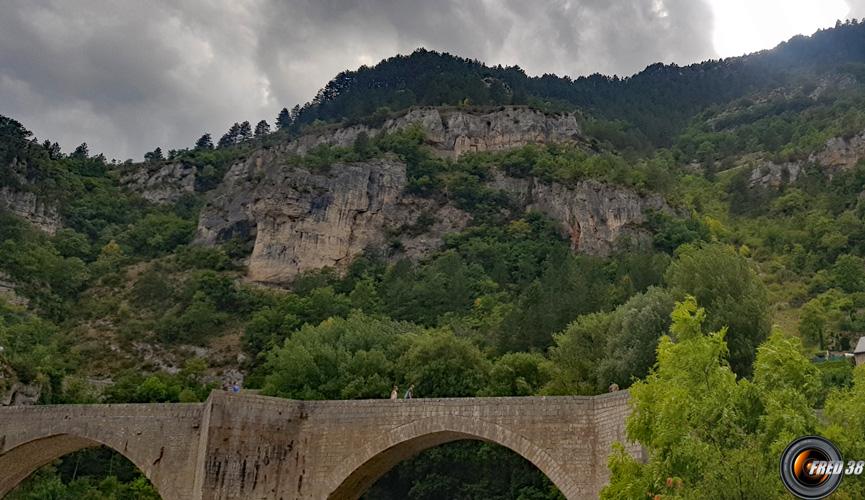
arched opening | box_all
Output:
[327,418,578,500]
[0,435,161,499]
[363,440,564,500]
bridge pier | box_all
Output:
[0,391,640,499]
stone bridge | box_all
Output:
[0,391,641,499]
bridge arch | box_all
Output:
[0,433,163,498]
[325,415,582,500]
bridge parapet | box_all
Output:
[0,402,204,500]
[0,391,638,499]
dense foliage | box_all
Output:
[288,22,865,148]
[603,298,865,499]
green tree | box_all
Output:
[121,213,195,256]
[500,251,610,352]
[546,287,674,395]
[254,120,271,137]
[598,287,675,389]
[799,298,828,349]
[218,123,241,148]
[143,147,164,163]
[262,312,416,399]
[832,254,865,293]
[381,252,486,326]
[70,142,89,159]
[397,330,490,397]
[481,352,552,396]
[276,107,292,129]
[603,299,820,499]
[194,133,213,150]
[238,121,252,141]
[665,243,770,376]
[348,275,383,314]
[546,312,612,395]
[823,365,865,499]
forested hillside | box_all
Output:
[288,19,865,148]
[3,20,865,500]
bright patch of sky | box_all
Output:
[709,0,850,57]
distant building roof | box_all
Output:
[855,336,865,354]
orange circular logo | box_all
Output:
[780,436,843,499]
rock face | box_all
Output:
[749,128,865,189]
[0,187,61,234]
[197,152,471,283]
[194,106,664,283]
[120,161,197,203]
[0,382,40,406]
[285,106,583,158]
[120,107,582,206]
[0,273,27,307]
[489,174,666,255]
[749,161,802,189]
[198,154,664,282]
[813,130,865,171]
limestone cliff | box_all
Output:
[0,187,61,234]
[489,174,666,255]
[121,107,582,205]
[196,152,470,283]
[749,129,865,188]
[0,272,27,307]
[120,161,197,203]
[282,106,582,158]
[197,153,665,283]
[193,106,665,283]
[813,130,865,171]
[748,161,802,189]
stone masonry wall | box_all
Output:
[0,391,638,500]
[0,403,204,500]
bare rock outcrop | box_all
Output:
[0,272,27,307]
[120,161,197,203]
[0,187,61,234]
[748,161,802,188]
[120,107,581,206]
[0,381,40,406]
[197,152,470,283]
[813,130,865,171]
[285,106,582,158]
[748,129,865,189]
[198,154,665,282]
[193,106,662,282]
[489,174,666,255]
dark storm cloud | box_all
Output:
[0,0,716,161]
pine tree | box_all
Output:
[238,121,252,141]
[41,140,62,159]
[276,107,292,129]
[194,133,213,150]
[71,142,89,159]
[254,120,271,137]
[144,147,164,163]
[218,123,241,148]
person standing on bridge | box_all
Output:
[390,385,399,400]
[404,384,414,399]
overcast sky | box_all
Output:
[1,0,864,161]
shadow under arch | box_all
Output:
[326,415,580,500]
[0,433,162,498]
